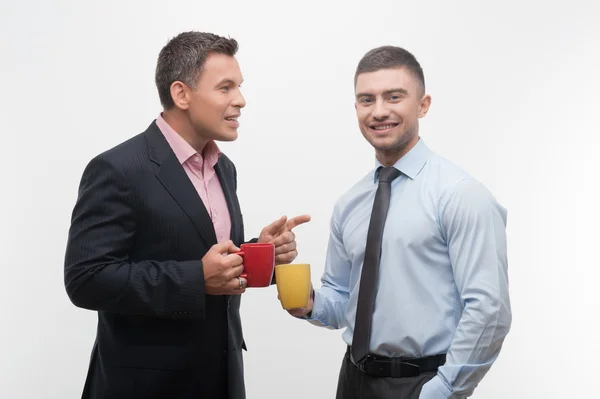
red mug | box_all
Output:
[233,243,275,287]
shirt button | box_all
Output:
[194,156,200,163]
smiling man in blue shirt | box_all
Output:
[287,46,512,398]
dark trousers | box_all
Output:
[336,351,436,399]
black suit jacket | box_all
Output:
[64,121,256,399]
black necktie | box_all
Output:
[352,166,401,364]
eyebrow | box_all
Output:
[215,78,243,87]
[356,88,409,98]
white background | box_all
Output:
[1,0,599,398]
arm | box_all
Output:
[64,156,206,319]
[305,205,352,329]
[419,179,512,398]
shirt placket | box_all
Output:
[191,155,213,219]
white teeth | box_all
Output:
[225,117,238,121]
[373,124,395,130]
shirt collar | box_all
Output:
[156,113,222,166]
[374,137,431,182]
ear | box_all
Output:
[170,81,191,110]
[418,94,432,118]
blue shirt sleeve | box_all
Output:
[420,178,512,398]
[306,204,351,329]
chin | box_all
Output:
[368,135,396,149]
[214,130,239,142]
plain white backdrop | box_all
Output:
[1,0,599,398]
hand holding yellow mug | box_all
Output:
[275,263,312,310]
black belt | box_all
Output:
[347,346,446,378]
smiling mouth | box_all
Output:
[224,117,238,122]
[371,124,397,130]
[369,122,399,132]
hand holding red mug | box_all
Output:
[202,240,246,295]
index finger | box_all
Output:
[285,215,311,230]
[223,253,244,267]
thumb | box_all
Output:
[213,240,239,254]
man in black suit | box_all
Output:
[64,31,310,399]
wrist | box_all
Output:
[305,288,315,317]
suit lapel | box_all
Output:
[145,122,217,248]
[214,158,242,309]
[215,160,240,243]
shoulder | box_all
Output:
[420,151,490,200]
[78,126,152,189]
[425,154,507,224]
[89,131,147,170]
[424,152,473,192]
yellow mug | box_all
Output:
[275,263,311,309]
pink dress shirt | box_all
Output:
[156,114,232,244]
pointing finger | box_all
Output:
[285,215,311,230]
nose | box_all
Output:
[232,88,246,109]
[372,99,390,120]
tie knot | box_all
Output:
[378,166,401,183]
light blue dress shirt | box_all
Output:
[307,138,511,398]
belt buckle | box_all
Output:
[357,355,375,373]
[352,354,370,372]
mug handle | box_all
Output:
[231,251,247,279]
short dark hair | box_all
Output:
[155,31,239,108]
[354,46,425,94]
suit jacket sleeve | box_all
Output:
[64,155,207,319]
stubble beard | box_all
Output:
[369,122,418,160]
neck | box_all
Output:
[376,135,420,167]
[162,108,209,154]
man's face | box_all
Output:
[186,53,246,142]
[354,67,430,161]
